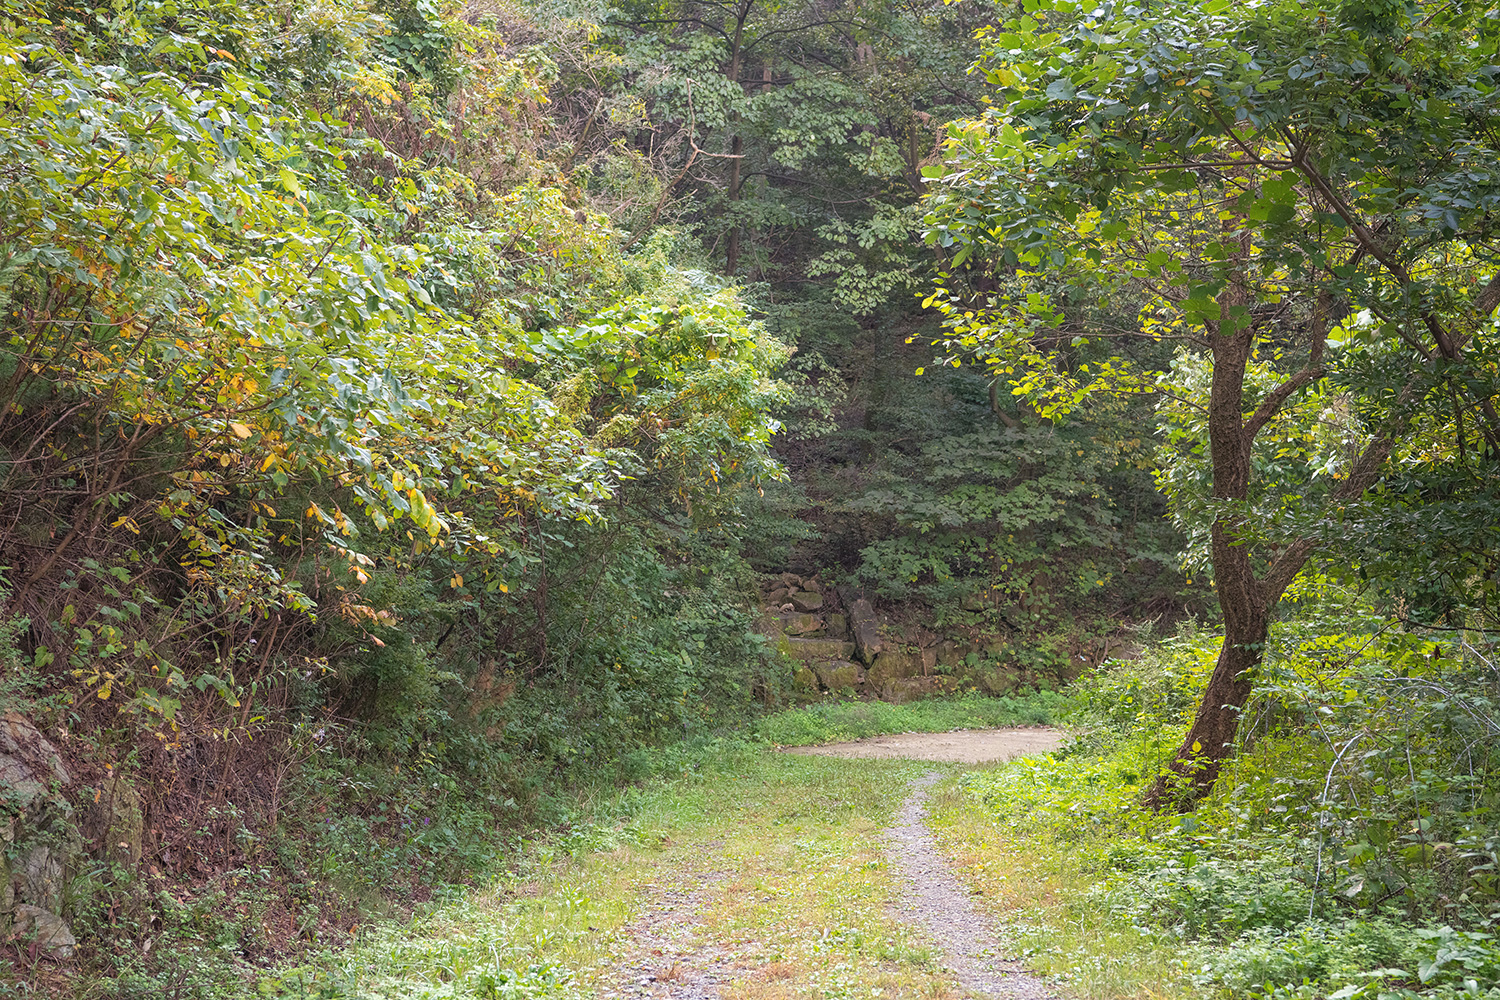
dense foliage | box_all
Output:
[0,0,796,990]
[920,0,1500,801]
[952,592,1500,999]
[2,0,1497,993]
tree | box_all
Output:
[563,0,993,297]
[921,0,1500,805]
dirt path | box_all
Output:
[595,867,744,1000]
[785,726,1064,763]
[888,772,1054,999]
[597,731,1063,999]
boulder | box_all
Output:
[12,904,75,959]
[792,666,819,692]
[885,677,936,705]
[0,713,79,957]
[789,591,825,612]
[814,661,860,691]
[778,612,823,636]
[86,772,144,867]
[779,572,803,588]
[848,599,883,665]
[970,665,1022,696]
[766,587,790,606]
[801,578,823,594]
[823,613,848,638]
[785,638,857,663]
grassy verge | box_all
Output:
[922,615,1500,1000]
[756,690,1066,747]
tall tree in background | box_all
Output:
[922,0,1500,805]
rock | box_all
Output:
[824,613,848,638]
[920,647,937,675]
[779,572,802,588]
[789,592,824,612]
[12,904,75,959]
[971,666,1022,696]
[15,845,65,915]
[792,667,819,692]
[785,638,857,663]
[885,677,935,705]
[0,713,68,805]
[936,640,976,668]
[848,599,883,665]
[814,661,860,691]
[866,648,921,690]
[961,591,989,612]
[86,772,144,867]
[801,578,823,594]
[778,612,823,636]
[766,587,790,606]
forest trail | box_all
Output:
[591,730,1059,1000]
[887,772,1053,1000]
[324,732,1064,1000]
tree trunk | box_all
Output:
[1145,217,1274,810]
[724,2,748,276]
[726,133,743,275]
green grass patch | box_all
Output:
[755,689,1067,746]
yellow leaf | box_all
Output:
[498,582,508,593]
[1191,741,1202,754]
[229,422,252,439]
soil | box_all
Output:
[784,726,1065,763]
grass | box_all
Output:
[924,771,1192,1000]
[755,690,1066,747]
[258,740,980,1000]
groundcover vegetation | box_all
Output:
[934,589,1500,1000]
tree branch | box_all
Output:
[1243,290,1330,440]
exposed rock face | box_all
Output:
[12,904,75,959]
[86,772,144,867]
[936,640,976,669]
[0,713,68,802]
[848,599,883,665]
[758,572,1082,702]
[785,638,857,663]
[0,712,80,960]
[867,648,922,692]
[778,612,824,636]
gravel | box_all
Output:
[886,771,1056,999]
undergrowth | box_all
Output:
[933,581,1500,1000]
